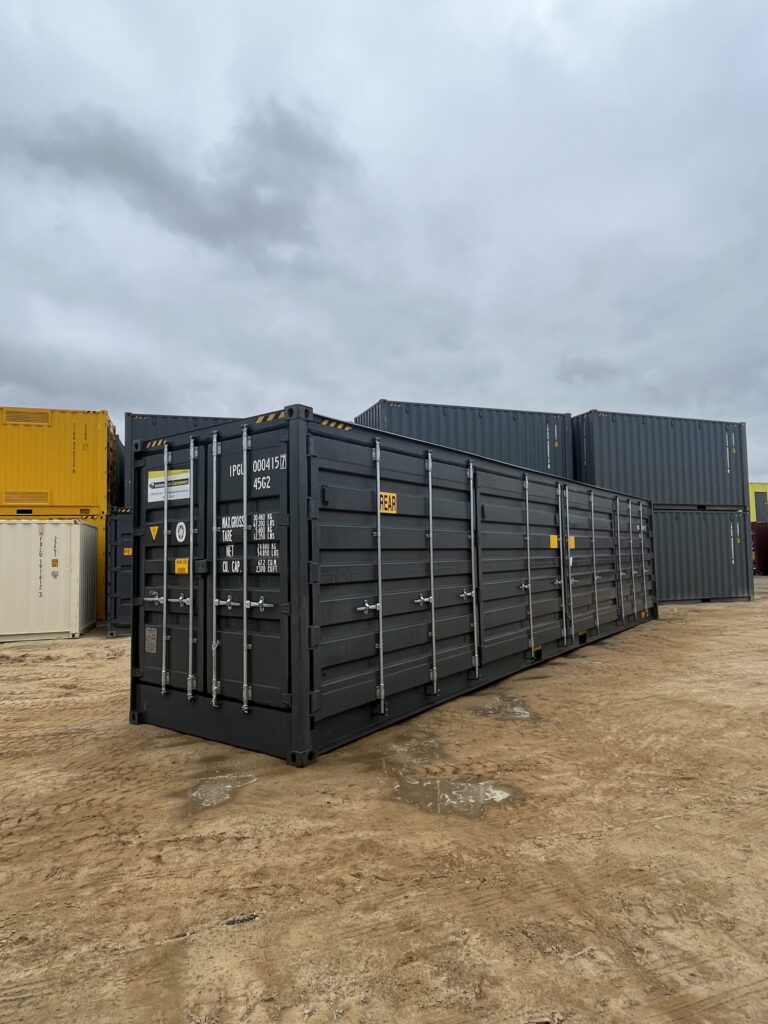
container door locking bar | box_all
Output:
[161,444,170,696]
[467,462,480,678]
[564,485,575,643]
[523,474,535,655]
[187,437,197,701]
[628,499,638,619]
[425,451,438,695]
[640,502,649,614]
[241,425,251,714]
[211,431,221,707]
[615,497,625,624]
[373,439,386,714]
[556,482,567,642]
[590,491,600,632]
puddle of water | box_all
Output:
[391,772,523,819]
[190,774,257,808]
[474,695,541,723]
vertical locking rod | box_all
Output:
[426,451,438,695]
[211,432,220,707]
[374,440,385,714]
[565,484,575,642]
[524,474,535,654]
[629,500,638,618]
[556,482,567,641]
[241,426,250,713]
[640,501,648,613]
[186,438,196,700]
[468,462,480,678]
[616,496,625,623]
[161,443,170,695]
[590,490,600,632]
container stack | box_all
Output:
[355,400,572,476]
[0,407,122,620]
[573,410,753,603]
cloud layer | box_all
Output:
[1,0,767,474]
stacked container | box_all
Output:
[573,410,752,602]
[355,400,573,477]
[0,408,122,619]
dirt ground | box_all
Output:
[2,584,768,1024]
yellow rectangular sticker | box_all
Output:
[549,535,559,549]
[569,535,576,550]
[51,559,59,567]
[380,491,398,515]
[174,557,189,575]
[123,546,133,558]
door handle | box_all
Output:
[413,594,433,608]
[356,600,380,615]
[215,595,240,609]
[247,596,275,613]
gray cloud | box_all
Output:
[3,99,355,268]
[0,0,767,476]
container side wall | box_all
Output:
[654,508,753,601]
[573,411,749,506]
[0,408,113,514]
[107,510,133,636]
[354,400,573,477]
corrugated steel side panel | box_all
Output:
[0,520,97,640]
[107,509,133,636]
[123,412,232,506]
[749,482,768,522]
[0,408,117,514]
[654,508,753,601]
[573,410,749,506]
[355,400,573,477]
[75,523,98,634]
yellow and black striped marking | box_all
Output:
[320,419,353,432]
[254,410,287,424]
[144,438,167,449]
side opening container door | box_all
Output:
[309,432,478,731]
[592,492,622,630]
[476,468,565,666]
[137,438,206,698]
[207,425,289,712]
[560,484,598,640]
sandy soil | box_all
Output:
[2,583,768,1024]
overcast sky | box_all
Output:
[1,1,767,473]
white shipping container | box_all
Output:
[0,520,97,641]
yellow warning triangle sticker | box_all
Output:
[149,525,159,541]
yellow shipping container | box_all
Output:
[0,408,122,619]
[750,482,768,522]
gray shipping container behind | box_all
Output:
[107,508,133,636]
[356,400,573,478]
[573,410,749,507]
[124,413,233,506]
[654,508,753,602]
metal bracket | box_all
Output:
[356,600,380,615]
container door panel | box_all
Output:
[311,433,476,721]
[137,442,206,697]
[208,428,289,710]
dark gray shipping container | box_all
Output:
[654,508,753,602]
[356,400,573,478]
[124,412,233,506]
[130,405,658,765]
[107,509,133,636]
[573,410,749,507]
